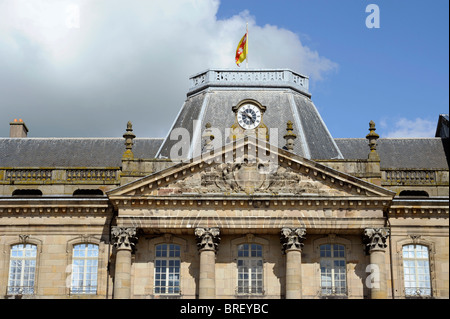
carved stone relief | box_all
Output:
[112,227,138,251]
[165,157,351,196]
[195,227,221,252]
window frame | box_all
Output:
[7,243,38,295]
[153,243,181,295]
[70,243,99,295]
[402,244,432,297]
[396,237,436,298]
[319,243,347,296]
[236,243,264,295]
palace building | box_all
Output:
[0,69,448,299]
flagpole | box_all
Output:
[246,22,249,69]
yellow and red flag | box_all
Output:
[235,31,248,67]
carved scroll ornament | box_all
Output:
[112,227,138,251]
[363,227,389,253]
[195,227,221,252]
[280,227,307,252]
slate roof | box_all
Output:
[156,69,343,160]
[335,138,449,169]
[0,138,163,167]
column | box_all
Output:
[280,227,306,299]
[112,227,137,299]
[195,227,220,299]
[363,227,390,299]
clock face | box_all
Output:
[237,104,262,129]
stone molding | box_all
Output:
[280,227,307,253]
[363,227,389,253]
[112,227,138,251]
[195,227,221,252]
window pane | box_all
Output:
[320,244,346,295]
[237,244,263,294]
[8,244,37,294]
[154,244,181,294]
[71,244,98,294]
[403,245,431,296]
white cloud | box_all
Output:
[385,118,436,138]
[0,0,337,138]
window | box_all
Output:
[237,244,263,294]
[12,189,42,196]
[73,189,104,196]
[71,244,99,294]
[403,244,432,297]
[154,244,181,294]
[8,244,37,295]
[320,244,346,295]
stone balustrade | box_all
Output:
[1,168,120,184]
[188,69,310,96]
[382,169,444,185]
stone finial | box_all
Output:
[280,227,306,253]
[112,227,138,251]
[366,120,380,161]
[283,121,297,151]
[122,121,136,159]
[202,122,215,152]
[363,227,389,254]
[195,227,221,252]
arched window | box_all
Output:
[320,244,347,296]
[399,190,429,197]
[154,244,181,294]
[70,244,99,294]
[237,243,263,295]
[8,244,37,295]
[402,244,432,297]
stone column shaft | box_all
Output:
[285,248,302,299]
[114,248,132,299]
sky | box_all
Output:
[0,0,448,139]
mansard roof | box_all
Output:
[0,137,163,167]
[155,69,344,161]
[335,138,449,169]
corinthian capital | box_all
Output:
[281,227,306,253]
[363,227,389,253]
[112,227,138,251]
[195,227,221,252]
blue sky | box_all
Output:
[217,0,449,138]
[0,0,448,139]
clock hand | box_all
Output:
[244,112,254,121]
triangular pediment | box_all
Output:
[107,137,395,200]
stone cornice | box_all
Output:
[109,195,393,210]
[388,198,449,217]
[0,197,111,215]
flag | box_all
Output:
[235,32,248,67]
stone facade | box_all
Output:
[0,69,448,299]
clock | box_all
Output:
[237,104,262,130]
